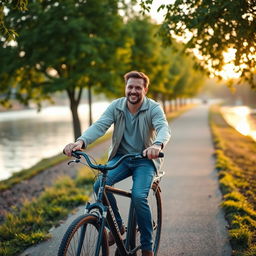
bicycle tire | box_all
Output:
[58,214,109,256]
[131,182,162,256]
[150,182,162,255]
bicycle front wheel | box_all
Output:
[58,214,109,256]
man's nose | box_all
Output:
[131,87,136,93]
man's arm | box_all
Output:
[143,104,171,159]
[151,104,171,147]
[63,101,116,156]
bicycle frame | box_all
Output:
[65,151,164,256]
[83,168,139,256]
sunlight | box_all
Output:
[217,48,242,80]
[148,0,175,24]
[204,48,243,80]
[221,106,256,141]
[218,63,241,80]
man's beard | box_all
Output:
[127,93,142,105]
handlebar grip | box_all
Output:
[158,152,164,158]
[71,151,81,158]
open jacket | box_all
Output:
[77,97,171,172]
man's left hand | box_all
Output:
[143,144,162,159]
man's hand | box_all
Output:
[63,140,84,157]
[143,144,162,159]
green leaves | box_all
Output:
[0,0,28,41]
[141,0,256,89]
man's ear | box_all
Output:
[144,87,148,94]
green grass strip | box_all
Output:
[209,105,256,256]
[0,166,96,256]
[166,103,196,122]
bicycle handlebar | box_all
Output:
[69,151,164,171]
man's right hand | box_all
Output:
[63,140,84,157]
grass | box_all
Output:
[0,166,96,256]
[209,105,256,256]
[166,103,196,122]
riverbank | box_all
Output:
[210,105,256,256]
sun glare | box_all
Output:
[217,48,242,80]
[218,63,241,80]
[221,106,256,141]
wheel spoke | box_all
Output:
[58,214,109,256]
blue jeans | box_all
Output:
[93,154,156,251]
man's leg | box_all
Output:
[131,159,155,252]
[93,155,131,227]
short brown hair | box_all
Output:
[124,71,150,88]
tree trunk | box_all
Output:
[174,98,178,110]
[70,102,81,140]
[162,94,167,113]
[66,88,83,140]
[169,100,173,112]
[88,84,93,126]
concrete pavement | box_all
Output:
[158,103,231,256]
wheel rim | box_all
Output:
[61,215,108,256]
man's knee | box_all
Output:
[132,193,147,207]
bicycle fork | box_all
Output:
[78,202,108,256]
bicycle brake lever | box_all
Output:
[68,159,80,165]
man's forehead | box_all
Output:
[126,77,144,85]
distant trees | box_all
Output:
[1,2,205,140]
[140,0,256,88]
[125,16,205,110]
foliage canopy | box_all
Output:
[141,0,256,88]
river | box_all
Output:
[0,101,110,181]
[221,106,256,141]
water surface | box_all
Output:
[0,102,110,180]
[221,106,256,141]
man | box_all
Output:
[64,71,171,256]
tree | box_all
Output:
[0,0,28,41]
[125,17,170,100]
[3,0,127,140]
[140,0,256,88]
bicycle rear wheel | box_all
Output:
[131,182,162,255]
[58,214,109,256]
[150,182,162,255]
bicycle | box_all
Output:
[58,151,164,256]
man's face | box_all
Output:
[125,78,148,105]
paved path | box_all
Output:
[158,104,231,256]
[20,103,232,256]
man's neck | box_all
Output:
[127,101,143,114]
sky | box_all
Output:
[147,0,175,24]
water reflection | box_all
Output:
[0,102,110,180]
[221,106,256,141]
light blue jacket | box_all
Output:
[77,97,171,172]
